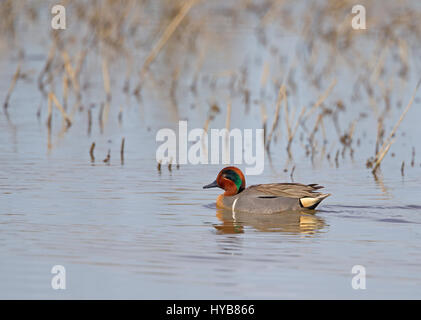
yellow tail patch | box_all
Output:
[300,197,320,208]
[300,194,330,208]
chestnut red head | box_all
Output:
[203,166,246,196]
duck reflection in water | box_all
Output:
[213,208,326,235]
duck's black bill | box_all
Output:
[203,180,218,189]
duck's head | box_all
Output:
[203,166,246,196]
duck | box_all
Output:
[203,166,330,214]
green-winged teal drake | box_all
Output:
[203,166,330,214]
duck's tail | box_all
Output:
[299,193,331,210]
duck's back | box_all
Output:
[221,183,330,214]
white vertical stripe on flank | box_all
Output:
[232,198,238,220]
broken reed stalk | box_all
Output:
[47,94,53,150]
[48,92,72,128]
[90,142,95,162]
[375,117,384,155]
[411,147,415,167]
[120,137,125,165]
[372,80,421,174]
[103,149,111,164]
[168,158,173,172]
[371,138,396,173]
[290,165,296,182]
[265,85,285,150]
[140,0,199,77]
[335,150,340,168]
[3,64,21,110]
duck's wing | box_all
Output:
[247,183,327,199]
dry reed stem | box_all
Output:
[375,117,384,155]
[320,116,327,142]
[169,67,180,119]
[103,101,111,131]
[75,50,87,80]
[283,93,291,139]
[287,107,307,150]
[225,100,232,131]
[265,85,285,150]
[102,56,111,102]
[224,100,232,157]
[203,117,210,134]
[304,79,337,120]
[261,0,285,25]
[411,147,415,167]
[347,119,358,141]
[61,51,80,95]
[290,165,295,182]
[309,113,323,143]
[62,51,82,118]
[260,102,268,144]
[47,93,52,129]
[141,0,199,76]
[62,74,69,110]
[98,103,104,134]
[3,63,21,110]
[48,92,72,128]
[372,80,421,173]
[103,149,111,164]
[372,138,396,174]
[260,61,270,87]
[120,137,125,165]
[90,142,95,162]
[38,44,56,95]
[87,109,92,136]
[47,93,53,150]
[118,105,123,126]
